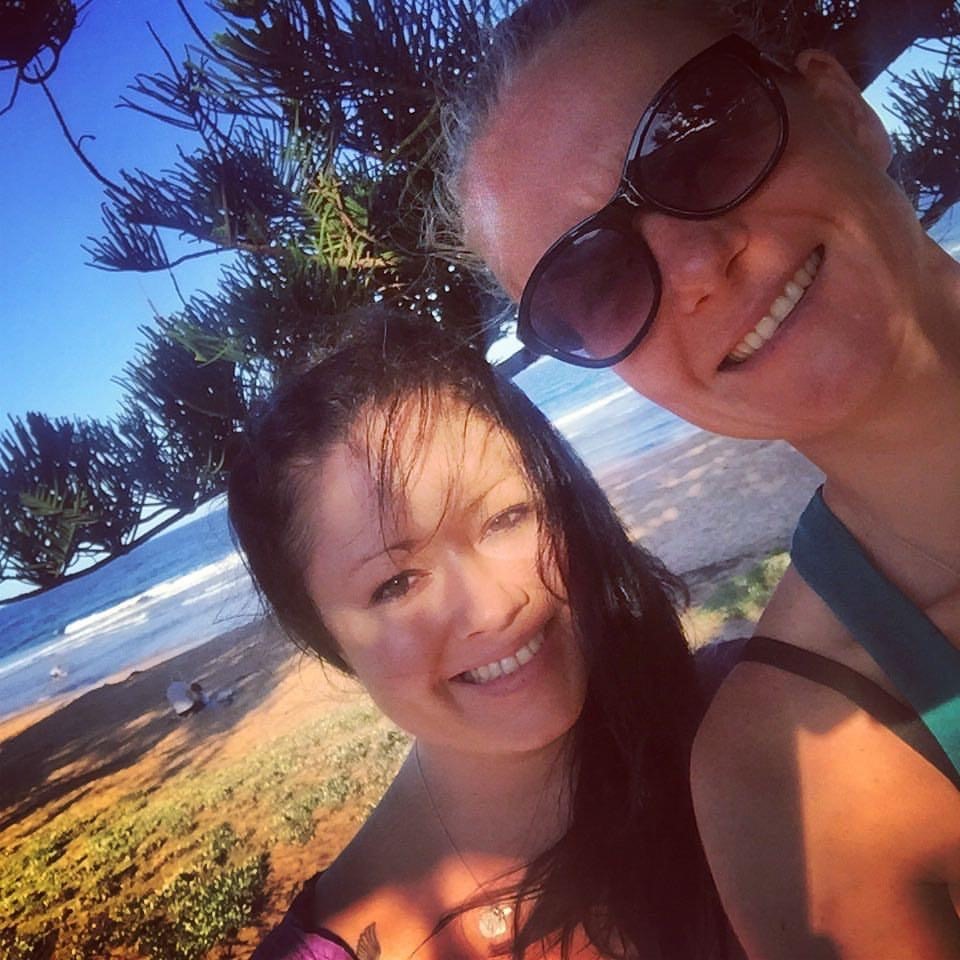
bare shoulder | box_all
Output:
[308,760,438,957]
[691,661,960,959]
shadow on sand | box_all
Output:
[0,618,293,832]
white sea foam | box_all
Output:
[64,554,245,638]
[0,554,251,684]
[62,594,152,638]
[181,568,250,606]
[552,387,636,433]
[0,613,144,680]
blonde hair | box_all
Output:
[428,0,796,276]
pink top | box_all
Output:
[251,876,357,960]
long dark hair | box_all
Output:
[228,311,724,959]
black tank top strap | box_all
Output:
[740,635,960,790]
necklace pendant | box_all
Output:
[477,903,512,940]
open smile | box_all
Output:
[722,246,824,367]
[455,633,545,685]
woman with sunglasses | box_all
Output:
[234,312,727,960]
[446,0,960,956]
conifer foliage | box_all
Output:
[1,0,958,594]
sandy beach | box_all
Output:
[598,431,823,583]
[1,430,823,958]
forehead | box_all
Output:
[296,402,526,562]
[461,4,722,296]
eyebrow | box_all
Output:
[350,475,516,574]
[352,538,418,574]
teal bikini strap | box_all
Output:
[791,488,960,777]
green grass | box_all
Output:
[1,553,788,959]
[700,551,790,622]
[0,702,411,960]
[126,852,271,960]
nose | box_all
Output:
[446,549,528,640]
[635,210,748,315]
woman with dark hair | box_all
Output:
[443,0,960,956]
[230,312,725,960]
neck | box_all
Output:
[794,258,960,594]
[413,735,572,880]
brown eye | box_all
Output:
[484,503,533,537]
[371,571,421,605]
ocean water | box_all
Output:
[514,357,698,470]
[0,358,694,721]
[0,513,260,721]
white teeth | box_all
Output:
[769,295,793,321]
[499,654,520,674]
[515,644,534,666]
[756,316,778,340]
[725,248,823,365]
[462,634,543,685]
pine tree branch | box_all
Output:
[176,0,221,59]
[827,0,958,89]
[39,80,128,195]
[0,500,217,606]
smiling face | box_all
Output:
[295,398,586,757]
[460,0,932,442]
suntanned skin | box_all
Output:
[294,407,596,958]
[459,1,960,955]
[308,746,600,959]
[692,569,960,960]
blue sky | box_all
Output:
[1,8,956,429]
[0,8,957,605]
[0,0,227,427]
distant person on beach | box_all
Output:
[228,313,726,959]
[445,0,960,955]
[166,679,207,716]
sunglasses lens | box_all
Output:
[636,55,782,212]
[520,40,785,367]
[524,226,657,364]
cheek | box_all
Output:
[329,608,444,693]
[536,538,568,600]
[490,522,543,564]
[611,337,702,415]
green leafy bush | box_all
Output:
[0,703,410,957]
[701,551,790,621]
[133,853,270,960]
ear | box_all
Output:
[794,48,892,169]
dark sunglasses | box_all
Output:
[517,34,791,368]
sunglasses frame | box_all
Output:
[516,34,791,368]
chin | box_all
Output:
[441,692,582,758]
[681,339,899,441]
[489,695,586,757]
[477,721,580,759]
[777,357,901,443]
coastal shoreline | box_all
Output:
[0,428,824,957]
[0,625,257,740]
[598,430,823,591]
[0,432,822,736]
[0,619,293,825]
[1,430,822,810]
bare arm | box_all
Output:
[691,663,960,960]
